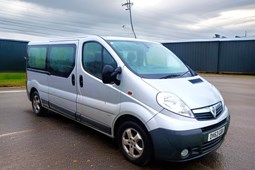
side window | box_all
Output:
[83,42,117,79]
[27,46,47,70]
[103,49,117,69]
[48,44,76,77]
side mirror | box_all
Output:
[102,65,122,85]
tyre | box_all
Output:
[117,121,153,166]
[31,91,46,116]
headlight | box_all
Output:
[157,92,194,118]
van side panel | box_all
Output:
[27,42,78,119]
[48,75,77,117]
[27,45,49,107]
[27,70,49,107]
[76,38,121,135]
[47,43,78,118]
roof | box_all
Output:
[28,35,158,44]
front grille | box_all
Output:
[201,136,223,152]
[191,136,223,155]
[192,102,223,121]
[182,115,229,161]
[201,118,227,132]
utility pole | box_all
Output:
[122,0,137,38]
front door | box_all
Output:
[77,41,120,134]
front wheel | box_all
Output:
[31,91,46,116]
[117,121,153,166]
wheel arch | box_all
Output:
[29,87,38,101]
[114,114,155,165]
[113,114,150,139]
[29,87,39,101]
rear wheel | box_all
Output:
[31,91,46,116]
[117,121,153,166]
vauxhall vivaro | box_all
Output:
[26,35,230,165]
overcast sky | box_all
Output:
[0,0,255,41]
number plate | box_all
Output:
[208,126,225,142]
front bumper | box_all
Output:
[149,115,230,162]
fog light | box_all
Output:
[181,149,189,158]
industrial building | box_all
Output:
[0,38,254,74]
[0,39,28,72]
[162,38,255,74]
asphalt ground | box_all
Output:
[0,75,255,169]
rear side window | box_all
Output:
[27,46,47,70]
[48,45,76,77]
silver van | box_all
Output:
[26,35,230,165]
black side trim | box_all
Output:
[41,99,49,108]
[27,68,50,75]
[49,102,76,119]
[79,114,112,135]
[48,102,112,135]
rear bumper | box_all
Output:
[150,115,230,162]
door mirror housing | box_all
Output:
[102,65,122,85]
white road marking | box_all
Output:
[0,129,34,138]
[0,90,26,94]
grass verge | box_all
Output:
[0,72,26,87]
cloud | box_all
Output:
[184,8,255,38]
[0,0,131,38]
[0,0,255,41]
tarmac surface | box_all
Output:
[0,75,255,169]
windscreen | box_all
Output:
[107,40,190,79]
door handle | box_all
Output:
[79,75,83,87]
[71,74,75,86]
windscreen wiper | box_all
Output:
[160,71,190,79]
[178,71,190,77]
[160,74,180,79]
